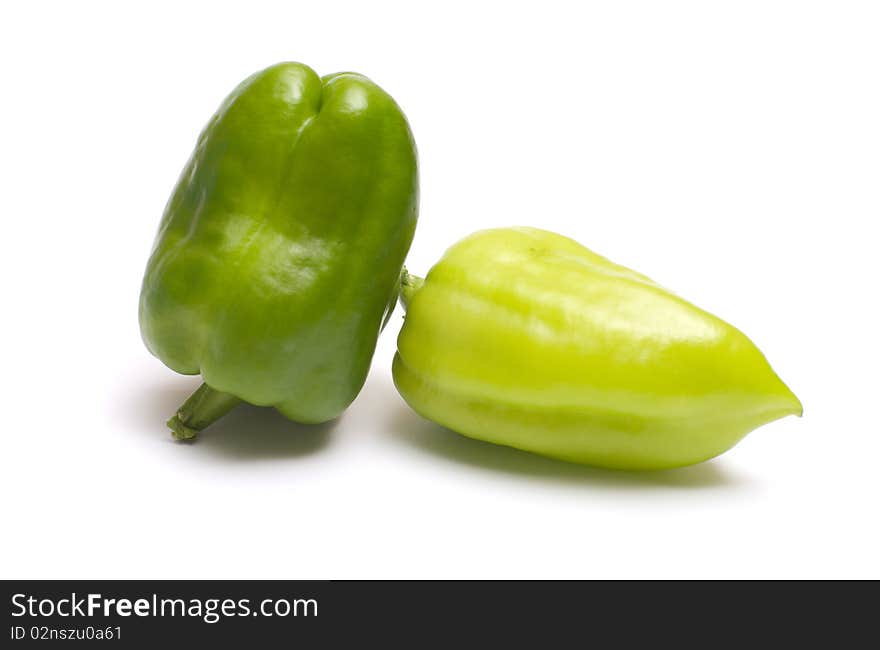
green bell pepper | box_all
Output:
[139,62,418,439]
[393,227,801,470]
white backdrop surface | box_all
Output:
[1,1,877,579]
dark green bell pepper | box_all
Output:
[139,62,418,439]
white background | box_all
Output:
[2,1,877,579]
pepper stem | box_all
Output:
[166,382,242,440]
[400,268,425,312]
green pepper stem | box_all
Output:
[399,268,425,312]
[166,382,242,440]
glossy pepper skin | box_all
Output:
[393,228,801,470]
[140,62,418,438]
